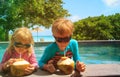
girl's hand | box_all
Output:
[76,61,86,72]
[44,64,56,73]
[3,58,16,70]
[24,64,35,75]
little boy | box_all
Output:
[39,18,86,76]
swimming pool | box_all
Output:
[0,41,120,64]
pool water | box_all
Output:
[0,42,120,64]
[79,44,120,64]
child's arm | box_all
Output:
[0,50,13,72]
[0,58,16,72]
[72,40,81,61]
[76,61,86,72]
[0,63,6,72]
[71,40,86,72]
[38,46,54,69]
[29,52,39,69]
[23,51,38,75]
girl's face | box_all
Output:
[53,33,71,51]
[14,41,31,54]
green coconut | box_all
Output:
[10,59,30,76]
[57,57,74,75]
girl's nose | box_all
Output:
[18,48,25,52]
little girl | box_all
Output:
[0,27,38,75]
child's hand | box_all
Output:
[76,61,86,72]
[44,64,56,73]
[3,58,16,70]
[48,60,54,64]
[24,64,35,75]
[70,70,82,77]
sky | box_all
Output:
[32,0,120,36]
[63,0,120,22]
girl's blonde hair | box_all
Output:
[52,18,74,35]
[7,27,34,56]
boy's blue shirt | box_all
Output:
[38,39,81,69]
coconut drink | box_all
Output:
[10,59,30,76]
[57,57,74,75]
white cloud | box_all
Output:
[67,15,81,22]
[102,0,120,7]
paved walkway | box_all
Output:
[0,64,120,77]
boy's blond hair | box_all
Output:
[7,27,34,56]
[52,18,74,35]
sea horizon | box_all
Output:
[33,35,55,42]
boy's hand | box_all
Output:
[70,70,82,77]
[76,61,86,72]
[44,64,56,73]
[48,60,54,64]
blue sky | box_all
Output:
[32,0,120,36]
[64,0,120,22]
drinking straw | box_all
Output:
[20,52,21,59]
[64,48,67,57]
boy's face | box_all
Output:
[53,33,71,51]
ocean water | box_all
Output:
[33,36,55,42]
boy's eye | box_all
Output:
[54,36,71,43]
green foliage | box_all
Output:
[73,14,120,40]
[0,28,5,41]
[0,0,70,41]
[108,13,120,40]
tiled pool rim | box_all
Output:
[0,40,120,47]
